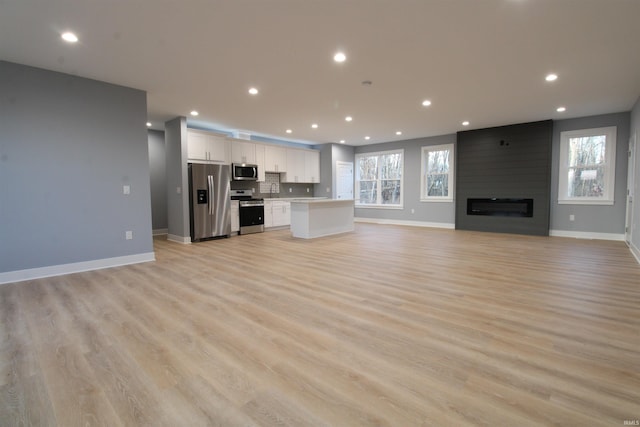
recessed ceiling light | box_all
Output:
[364,136,371,140]
[286,129,292,134]
[248,87,258,95]
[190,110,199,116]
[339,140,345,144]
[396,131,402,136]
[61,32,78,43]
[545,73,558,82]
[311,123,318,129]
[422,100,432,107]
[462,121,470,126]
[146,122,152,127]
[556,106,566,112]
[345,116,353,122]
[333,52,346,63]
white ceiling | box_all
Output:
[1,0,639,146]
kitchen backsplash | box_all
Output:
[230,172,315,198]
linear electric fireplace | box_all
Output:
[467,198,533,217]
[456,120,552,236]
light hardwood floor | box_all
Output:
[1,223,640,426]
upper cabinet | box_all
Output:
[264,145,287,172]
[285,149,305,182]
[255,144,266,182]
[231,139,256,164]
[186,130,319,183]
[282,148,320,183]
[187,129,229,164]
[304,150,320,183]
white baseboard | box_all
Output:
[549,229,625,241]
[152,228,168,236]
[628,241,640,265]
[167,234,192,244]
[355,217,455,229]
[0,252,156,285]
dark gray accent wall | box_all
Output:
[550,112,630,235]
[165,117,190,241]
[456,120,553,236]
[148,130,167,231]
[354,135,456,225]
[0,61,153,272]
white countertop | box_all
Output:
[264,197,329,201]
[290,198,354,204]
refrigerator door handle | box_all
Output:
[208,175,215,215]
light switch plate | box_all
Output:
[123,185,130,195]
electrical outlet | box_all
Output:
[123,185,130,195]
[306,188,310,193]
[411,208,415,214]
[289,187,292,193]
[125,230,133,240]
[569,214,575,221]
[176,187,181,194]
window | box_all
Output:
[355,149,403,208]
[558,126,617,205]
[421,143,454,202]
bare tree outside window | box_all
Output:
[558,126,616,205]
[355,150,403,207]
[421,144,454,202]
[567,135,606,198]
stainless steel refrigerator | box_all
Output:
[188,163,231,241]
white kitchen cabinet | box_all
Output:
[231,140,256,164]
[282,148,320,183]
[230,200,239,233]
[187,129,229,164]
[284,149,305,183]
[264,200,290,228]
[271,200,291,227]
[264,200,273,228]
[305,150,320,183]
[264,145,287,172]
[255,144,266,181]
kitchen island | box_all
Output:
[290,199,354,239]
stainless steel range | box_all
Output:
[230,190,264,235]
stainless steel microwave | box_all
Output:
[232,163,258,181]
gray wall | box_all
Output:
[550,112,630,235]
[315,143,334,197]
[312,143,356,199]
[354,135,456,225]
[165,117,190,241]
[456,120,553,236]
[628,98,639,251]
[148,130,167,232]
[0,61,153,273]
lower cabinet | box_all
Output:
[264,200,290,228]
[231,200,239,233]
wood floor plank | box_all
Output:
[1,223,639,425]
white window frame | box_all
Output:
[420,143,455,203]
[558,126,617,205]
[355,149,404,209]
